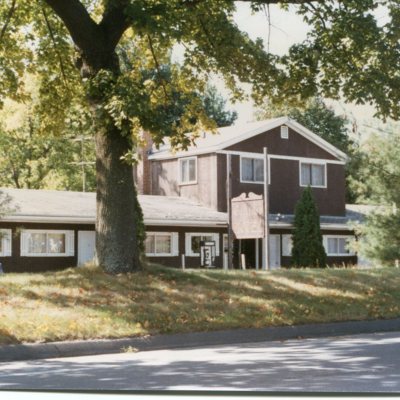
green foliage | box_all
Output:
[292,187,327,268]
[352,124,400,264]
[202,85,237,127]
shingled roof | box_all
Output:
[0,188,228,227]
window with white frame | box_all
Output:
[300,162,326,187]
[0,229,12,257]
[185,232,220,256]
[323,235,355,256]
[282,234,293,256]
[21,230,74,257]
[145,232,178,257]
[179,157,197,184]
[241,157,264,183]
[280,125,289,139]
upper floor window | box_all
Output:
[179,157,197,184]
[21,230,74,257]
[323,235,355,256]
[300,162,326,188]
[241,157,264,183]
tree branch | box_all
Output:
[43,0,100,55]
[99,1,131,50]
[41,6,68,85]
[0,0,16,44]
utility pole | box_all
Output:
[69,136,95,192]
[262,147,270,271]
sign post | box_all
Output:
[263,147,270,271]
[226,154,233,270]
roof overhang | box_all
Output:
[148,117,348,162]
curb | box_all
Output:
[1,318,400,363]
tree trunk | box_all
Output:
[94,119,141,273]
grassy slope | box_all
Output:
[1,265,400,345]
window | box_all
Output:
[281,125,289,139]
[282,234,293,256]
[185,232,220,256]
[179,157,197,184]
[21,230,74,257]
[323,236,355,256]
[0,229,12,257]
[145,232,178,257]
[241,157,264,183]
[300,162,326,187]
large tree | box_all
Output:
[1,0,399,273]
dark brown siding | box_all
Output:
[0,222,94,273]
[225,126,338,160]
[226,156,345,216]
[1,222,227,273]
[145,225,226,269]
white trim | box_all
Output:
[179,156,197,185]
[218,150,345,165]
[323,235,356,256]
[20,229,74,257]
[281,125,289,139]
[0,229,12,257]
[145,231,177,257]
[299,161,327,188]
[239,155,271,184]
[281,234,293,257]
[149,118,348,161]
[1,215,227,227]
[185,232,220,257]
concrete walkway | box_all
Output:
[1,317,400,363]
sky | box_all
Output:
[214,2,383,138]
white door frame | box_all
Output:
[269,234,281,269]
[78,230,96,267]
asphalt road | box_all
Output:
[0,331,399,392]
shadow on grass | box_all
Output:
[1,264,400,344]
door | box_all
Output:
[78,231,96,266]
[269,234,281,269]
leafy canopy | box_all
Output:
[2,0,400,152]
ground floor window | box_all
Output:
[282,234,293,256]
[21,230,74,257]
[145,232,178,257]
[323,235,355,256]
[185,232,220,256]
[0,229,12,257]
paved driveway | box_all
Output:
[0,331,399,391]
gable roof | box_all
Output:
[148,116,348,161]
[0,188,228,227]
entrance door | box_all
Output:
[269,234,281,269]
[78,231,96,266]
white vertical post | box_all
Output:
[181,254,185,270]
[255,239,259,270]
[263,147,270,271]
[227,154,233,270]
[241,253,246,270]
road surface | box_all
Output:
[0,331,399,391]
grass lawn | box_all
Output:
[1,264,400,345]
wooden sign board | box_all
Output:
[231,192,264,239]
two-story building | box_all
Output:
[0,117,364,272]
[136,116,360,268]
